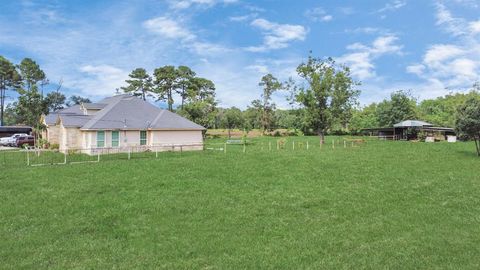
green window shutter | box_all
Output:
[97,131,105,148]
[140,131,147,145]
[112,131,119,147]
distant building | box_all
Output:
[42,94,205,154]
[362,120,456,140]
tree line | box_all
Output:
[1,53,479,154]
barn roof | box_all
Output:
[393,120,433,127]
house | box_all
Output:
[362,120,456,141]
[42,94,205,154]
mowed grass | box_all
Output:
[1,137,480,269]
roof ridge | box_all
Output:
[80,96,125,129]
[151,109,166,127]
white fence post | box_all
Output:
[26,149,30,166]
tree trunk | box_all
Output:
[181,87,185,109]
[168,89,173,111]
[228,128,231,139]
[0,87,5,126]
[317,128,325,144]
[475,136,480,157]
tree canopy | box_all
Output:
[456,97,480,156]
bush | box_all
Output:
[50,143,60,150]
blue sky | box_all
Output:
[1,0,480,109]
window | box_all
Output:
[111,131,119,147]
[140,131,147,145]
[96,131,105,148]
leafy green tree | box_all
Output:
[418,90,480,127]
[221,107,244,138]
[3,103,20,125]
[348,103,379,134]
[377,90,417,127]
[176,66,196,108]
[17,58,46,93]
[67,95,91,106]
[121,68,153,101]
[15,86,48,127]
[16,58,48,127]
[289,56,359,143]
[45,91,66,112]
[257,74,282,133]
[456,97,480,156]
[0,56,21,126]
[178,98,217,129]
[153,65,177,111]
[187,77,216,102]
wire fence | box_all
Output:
[0,138,366,168]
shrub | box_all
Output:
[50,143,60,150]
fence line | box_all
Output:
[0,139,364,168]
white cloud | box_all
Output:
[435,2,467,36]
[378,0,406,13]
[245,64,269,74]
[338,35,403,80]
[143,16,229,56]
[406,64,425,76]
[143,17,195,40]
[70,65,128,96]
[408,3,480,90]
[229,14,258,22]
[469,20,480,34]
[167,0,238,10]
[246,18,307,52]
[304,7,333,22]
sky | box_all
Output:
[1,0,480,109]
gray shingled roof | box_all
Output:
[45,95,205,130]
[83,103,107,110]
[45,105,84,126]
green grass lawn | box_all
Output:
[1,137,480,269]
